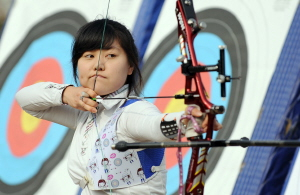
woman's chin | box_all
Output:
[95,89,111,97]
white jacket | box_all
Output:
[16,82,183,195]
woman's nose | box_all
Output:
[94,58,105,71]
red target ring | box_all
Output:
[8,58,63,157]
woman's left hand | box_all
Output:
[182,105,222,134]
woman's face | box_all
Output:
[77,40,133,96]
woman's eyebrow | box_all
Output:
[103,43,121,50]
[108,46,121,50]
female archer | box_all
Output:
[16,19,222,195]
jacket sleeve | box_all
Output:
[15,82,81,130]
[118,100,184,142]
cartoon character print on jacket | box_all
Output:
[101,158,110,173]
[98,178,108,188]
[86,100,162,190]
[121,169,134,185]
[137,167,146,183]
[95,138,100,153]
[111,132,118,143]
[123,150,137,163]
[89,157,99,173]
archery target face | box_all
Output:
[0,11,86,194]
[0,3,248,195]
[142,8,247,194]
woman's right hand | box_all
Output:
[62,86,98,113]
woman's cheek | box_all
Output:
[78,74,88,87]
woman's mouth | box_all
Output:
[91,74,106,79]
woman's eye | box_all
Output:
[107,54,116,58]
[85,54,94,58]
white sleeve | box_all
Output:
[118,100,184,142]
[15,82,80,130]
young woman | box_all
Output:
[16,19,222,195]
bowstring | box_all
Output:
[93,0,110,91]
[91,0,112,193]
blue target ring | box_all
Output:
[0,31,74,185]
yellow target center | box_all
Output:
[21,110,41,134]
[164,89,186,113]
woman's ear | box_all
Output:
[127,67,134,75]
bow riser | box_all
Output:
[176,1,213,111]
[176,1,217,194]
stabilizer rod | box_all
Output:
[111,137,300,152]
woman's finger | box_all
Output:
[80,96,98,112]
[201,116,208,128]
[85,88,98,99]
[182,106,203,125]
[213,119,223,130]
[80,100,97,113]
[201,117,223,131]
[191,108,203,117]
[185,106,202,117]
[83,97,98,108]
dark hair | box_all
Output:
[71,19,142,95]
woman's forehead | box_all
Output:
[105,40,122,50]
[102,39,122,49]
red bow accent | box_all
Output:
[175,1,227,194]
